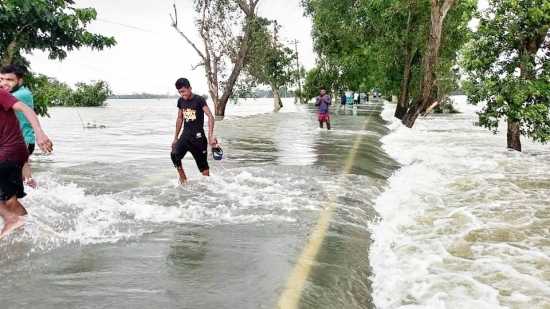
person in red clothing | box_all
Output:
[315,87,332,130]
[0,89,53,239]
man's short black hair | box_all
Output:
[320,86,326,90]
[1,64,27,79]
[175,78,191,89]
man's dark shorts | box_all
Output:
[27,143,35,155]
[171,132,209,172]
[0,162,25,203]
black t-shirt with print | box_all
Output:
[177,95,206,138]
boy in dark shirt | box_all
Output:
[170,78,217,184]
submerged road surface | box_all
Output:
[0,98,396,309]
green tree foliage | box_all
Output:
[301,0,370,96]
[28,75,111,113]
[27,74,72,116]
[401,0,476,127]
[245,19,296,110]
[463,0,550,151]
[302,0,428,98]
[302,0,475,119]
[302,65,339,100]
[0,0,116,66]
[70,81,112,107]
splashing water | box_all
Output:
[371,97,550,308]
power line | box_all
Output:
[96,18,154,33]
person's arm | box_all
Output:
[202,105,216,146]
[12,102,52,153]
[172,108,183,151]
[174,109,183,140]
[315,96,321,106]
[326,96,332,105]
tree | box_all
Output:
[302,64,340,100]
[26,74,72,116]
[302,0,372,95]
[0,0,116,66]
[463,0,550,151]
[70,81,112,107]
[401,0,467,127]
[245,19,296,111]
[28,75,111,111]
[393,0,429,119]
[170,0,262,119]
[302,0,473,120]
[0,0,116,115]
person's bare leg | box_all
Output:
[201,169,210,176]
[0,197,27,239]
[22,162,36,188]
[176,167,188,185]
[327,120,331,130]
[319,121,323,129]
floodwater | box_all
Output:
[0,98,396,309]
[371,97,550,308]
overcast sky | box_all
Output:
[25,0,316,95]
[24,0,489,95]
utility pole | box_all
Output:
[290,39,302,103]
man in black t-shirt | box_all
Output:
[171,78,217,184]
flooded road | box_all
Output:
[0,98,396,309]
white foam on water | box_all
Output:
[371,97,550,308]
[3,168,321,251]
[220,98,302,119]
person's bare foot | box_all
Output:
[0,216,26,239]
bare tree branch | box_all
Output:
[170,3,206,61]
[191,61,206,70]
[440,0,455,18]
[170,0,262,117]
[237,0,251,15]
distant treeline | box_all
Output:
[28,74,112,116]
[109,93,179,99]
[110,88,296,100]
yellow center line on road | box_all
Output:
[277,112,374,309]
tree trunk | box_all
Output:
[507,119,521,151]
[396,47,414,119]
[271,84,283,112]
[507,33,546,151]
[402,0,455,127]
[1,40,18,66]
[214,100,226,119]
[395,1,416,120]
[217,4,258,118]
[211,96,226,120]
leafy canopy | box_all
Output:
[0,0,116,65]
[463,0,550,143]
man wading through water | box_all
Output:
[315,87,331,130]
[0,88,53,239]
[0,65,37,188]
[171,78,217,184]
